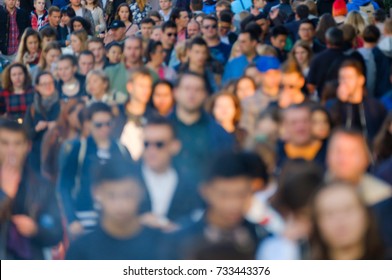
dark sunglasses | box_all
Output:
[167,33,177,37]
[93,121,112,129]
[144,141,167,149]
[203,25,217,29]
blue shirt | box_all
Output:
[209,42,231,65]
[222,55,260,84]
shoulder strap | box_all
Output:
[71,138,88,200]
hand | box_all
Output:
[35,121,48,132]
[47,121,56,130]
[140,213,178,231]
[0,156,21,199]
[12,215,38,237]
[68,221,84,238]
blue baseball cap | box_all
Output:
[256,56,281,73]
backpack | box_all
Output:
[202,1,217,15]
[359,2,375,23]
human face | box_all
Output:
[88,42,105,64]
[70,35,83,54]
[112,27,126,41]
[57,59,77,82]
[49,11,61,27]
[150,28,162,41]
[10,66,25,90]
[218,21,231,37]
[202,19,218,40]
[283,108,313,146]
[213,95,236,127]
[298,23,315,42]
[177,11,189,30]
[202,177,252,228]
[34,0,45,13]
[188,44,208,68]
[254,0,267,9]
[187,22,200,38]
[159,0,172,11]
[42,36,56,49]
[236,77,256,100]
[123,38,142,63]
[311,110,330,140]
[338,67,365,103]
[162,27,177,48]
[256,18,269,34]
[255,117,279,142]
[174,75,207,113]
[87,74,107,98]
[261,69,282,90]
[118,6,130,22]
[78,55,94,76]
[279,72,305,108]
[143,125,179,173]
[152,83,174,116]
[90,112,112,141]
[294,46,309,66]
[73,21,83,32]
[315,185,368,257]
[0,129,29,168]
[150,45,166,66]
[238,33,256,56]
[61,14,71,26]
[5,0,16,10]
[327,134,369,182]
[70,0,81,7]
[46,49,61,68]
[36,74,55,98]
[94,179,141,224]
[127,75,153,105]
[141,23,154,40]
[271,35,287,50]
[107,46,122,64]
[215,5,228,19]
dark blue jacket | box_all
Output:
[372,197,392,259]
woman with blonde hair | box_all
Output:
[70,30,89,56]
[345,11,367,48]
[15,28,42,68]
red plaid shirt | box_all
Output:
[0,88,35,121]
[7,9,20,55]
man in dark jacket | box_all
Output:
[0,120,63,260]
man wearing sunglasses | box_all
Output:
[138,117,203,231]
[161,20,180,67]
[59,102,133,240]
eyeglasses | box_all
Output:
[143,141,167,149]
[166,33,177,37]
[203,25,217,29]
[93,121,112,129]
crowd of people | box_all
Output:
[0,0,392,260]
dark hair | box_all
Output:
[362,25,381,43]
[315,14,337,44]
[206,91,241,126]
[2,63,32,92]
[39,26,57,39]
[296,5,310,20]
[325,27,344,48]
[191,0,203,11]
[105,41,123,52]
[373,112,392,162]
[150,79,174,112]
[78,50,95,62]
[340,24,357,46]
[216,0,231,9]
[35,70,54,86]
[310,182,385,260]
[140,17,156,26]
[202,15,218,25]
[148,11,162,21]
[115,3,133,22]
[374,9,387,23]
[339,59,365,76]
[92,159,139,188]
[0,119,29,141]
[311,104,333,131]
[144,115,177,138]
[189,36,208,49]
[240,14,255,32]
[87,102,113,120]
[271,25,289,38]
[59,54,78,67]
[170,8,187,22]
[60,6,76,18]
[219,10,233,23]
[243,22,262,41]
[145,40,163,62]
[240,151,269,182]
[87,37,104,47]
[48,6,60,15]
[162,20,177,32]
[299,19,315,30]
[176,72,206,90]
[70,16,92,35]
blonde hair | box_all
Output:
[229,41,241,61]
[71,30,88,53]
[345,11,368,36]
[257,44,278,57]
[175,41,188,63]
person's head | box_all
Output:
[218,10,233,37]
[38,41,61,70]
[48,6,61,27]
[187,19,201,38]
[174,72,207,113]
[201,15,219,40]
[159,0,172,11]
[201,151,253,228]
[271,26,288,50]
[145,40,165,66]
[70,30,88,55]
[86,0,99,7]
[5,0,17,10]
[142,116,180,172]
[140,17,155,40]
[161,21,178,48]
[86,69,110,98]
[235,76,256,100]
[304,0,318,16]
[373,112,392,162]
[92,161,142,224]
[57,99,85,132]
[60,6,76,26]
[187,36,209,68]
[34,0,46,14]
[256,56,282,91]
[374,9,387,24]
[310,182,384,260]
[151,26,163,41]
[327,128,370,182]
[105,42,123,64]
[126,67,153,105]
[171,8,189,31]
[57,54,78,83]
[315,13,337,43]
[325,27,344,48]
[190,0,203,12]
[290,40,312,68]
[115,3,133,23]
[215,0,231,19]
[344,11,367,36]
[35,71,56,98]
[148,11,163,26]
[282,104,313,146]
[87,102,113,141]
[123,36,143,64]
[16,28,41,62]
[0,120,30,168]
[70,0,81,7]
[279,59,305,109]
[254,108,281,144]
[2,63,31,92]
[337,59,365,103]
[39,27,57,49]
[175,41,188,63]
[207,92,241,129]
[238,30,258,57]
[78,50,95,76]
[339,23,357,48]
[311,106,332,141]
[70,16,92,35]
[295,5,310,21]
[253,0,267,9]
[362,24,381,44]
[298,19,315,42]
[195,13,205,25]
[150,80,174,116]
[87,38,105,65]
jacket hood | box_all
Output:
[378,37,392,58]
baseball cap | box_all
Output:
[256,56,280,73]
[108,20,126,30]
